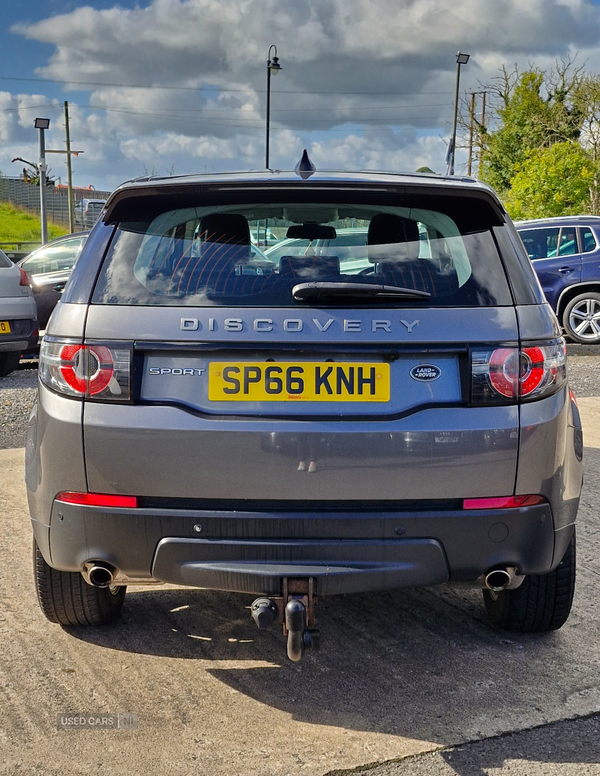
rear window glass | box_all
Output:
[0,250,12,268]
[92,195,512,307]
[581,226,597,253]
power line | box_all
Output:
[90,102,452,114]
[94,105,451,125]
[0,102,450,129]
[0,101,451,117]
[0,75,451,97]
[0,104,57,113]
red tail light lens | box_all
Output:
[59,344,87,394]
[488,348,519,398]
[59,344,115,396]
[39,337,131,400]
[19,267,31,286]
[472,339,566,403]
[463,495,546,510]
[56,491,138,508]
[520,346,546,395]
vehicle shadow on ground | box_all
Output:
[432,714,600,776]
[65,583,579,742]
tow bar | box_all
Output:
[251,578,320,662]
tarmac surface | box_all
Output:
[0,396,599,775]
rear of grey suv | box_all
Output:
[26,170,582,661]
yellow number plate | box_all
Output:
[0,321,11,335]
[209,362,390,402]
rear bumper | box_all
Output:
[0,316,38,353]
[34,501,570,596]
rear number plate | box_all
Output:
[0,321,11,334]
[208,362,390,402]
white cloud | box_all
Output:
[2,0,599,189]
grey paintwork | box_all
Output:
[82,404,519,500]
[82,305,519,344]
[515,304,562,341]
[45,301,87,339]
[25,388,86,527]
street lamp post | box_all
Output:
[265,45,282,169]
[34,118,50,245]
[448,52,470,176]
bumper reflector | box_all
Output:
[56,491,138,508]
[463,495,546,510]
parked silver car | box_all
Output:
[0,249,38,376]
[27,161,582,661]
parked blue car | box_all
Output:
[516,216,600,344]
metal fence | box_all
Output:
[0,176,113,228]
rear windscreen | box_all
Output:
[92,192,513,307]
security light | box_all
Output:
[34,118,50,130]
[456,52,470,65]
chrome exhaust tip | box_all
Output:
[484,566,524,592]
[83,562,116,588]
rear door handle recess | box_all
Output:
[558,267,574,274]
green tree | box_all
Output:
[504,142,594,220]
[479,61,584,195]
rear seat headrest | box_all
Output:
[199,214,250,246]
[367,214,419,263]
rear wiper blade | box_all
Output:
[292,281,430,301]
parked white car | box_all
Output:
[0,249,38,376]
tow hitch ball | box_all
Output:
[251,579,320,662]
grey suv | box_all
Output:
[26,163,582,661]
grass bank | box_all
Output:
[0,202,68,246]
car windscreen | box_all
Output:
[92,192,513,307]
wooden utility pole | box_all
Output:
[479,91,487,176]
[64,101,74,233]
[467,92,476,176]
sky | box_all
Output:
[1,0,600,192]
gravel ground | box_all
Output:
[0,358,38,449]
[0,346,598,450]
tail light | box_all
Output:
[39,337,131,400]
[19,267,31,286]
[471,339,566,403]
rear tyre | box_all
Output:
[0,351,21,377]
[563,292,600,344]
[33,540,126,626]
[483,530,576,632]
